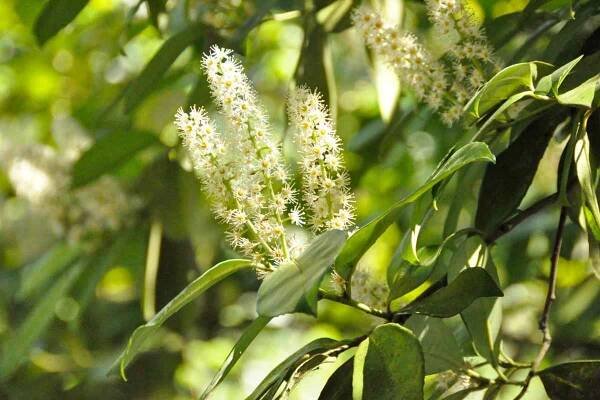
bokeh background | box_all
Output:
[0,0,598,398]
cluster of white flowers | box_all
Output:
[0,134,140,245]
[175,46,355,273]
[287,87,355,232]
[353,1,500,126]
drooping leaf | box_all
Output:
[335,142,495,280]
[467,63,536,119]
[71,130,159,188]
[33,0,89,45]
[476,112,564,236]
[397,268,503,318]
[405,316,464,375]
[114,259,253,379]
[353,323,424,400]
[318,357,354,400]
[17,242,81,301]
[200,316,271,399]
[246,338,345,400]
[257,230,347,317]
[0,262,85,381]
[123,24,204,112]
[539,360,600,400]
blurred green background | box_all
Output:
[0,0,598,398]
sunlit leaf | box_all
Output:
[257,230,347,317]
[353,323,424,400]
[335,142,495,280]
[114,259,254,379]
[318,357,354,400]
[200,316,271,399]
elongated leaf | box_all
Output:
[200,316,271,399]
[246,338,344,400]
[535,56,583,95]
[257,230,346,317]
[295,18,331,106]
[0,262,85,381]
[71,130,158,188]
[556,75,600,108]
[539,360,600,400]
[115,259,253,379]
[123,24,203,112]
[353,324,424,400]
[467,63,536,118]
[17,242,81,300]
[335,142,495,280]
[33,0,89,45]
[406,316,464,375]
[476,112,564,236]
[397,268,503,318]
[318,357,354,400]
[575,131,600,240]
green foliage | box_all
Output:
[34,0,89,45]
[539,361,600,399]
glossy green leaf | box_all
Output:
[397,268,503,318]
[467,63,536,118]
[33,0,89,45]
[535,56,583,95]
[123,24,203,112]
[406,316,464,375]
[200,316,271,399]
[539,360,600,400]
[353,323,424,400]
[318,357,354,400]
[575,131,600,240]
[115,259,253,379]
[556,75,600,108]
[17,242,81,301]
[476,112,564,236]
[335,142,495,280]
[257,230,347,317]
[246,338,344,400]
[71,130,159,188]
[475,91,533,135]
[0,262,85,381]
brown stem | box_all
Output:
[513,207,567,399]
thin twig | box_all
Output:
[513,207,567,400]
[319,290,391,320]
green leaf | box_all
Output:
[475,91,533,135]
[353,323,424,400]
[397,268,503,318]
[200,316,271,399]
[71,130,158,188]
[588,232,600,280]
[33,0,89,45]
[476,112,564,235]
[467,63,536,118]
[318,357,354,400]
[246,338,344,400]
[114,259,253,379]
[257,230,347,317]
[575,130,600,240]
[17,242,81,301]
[539,360,600,400]
[405,316,464,375]
[0,262,85,381]
[335,142,495,280]
[556,75,600,108]
[123,24,203,112]
[535,56,583,95]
